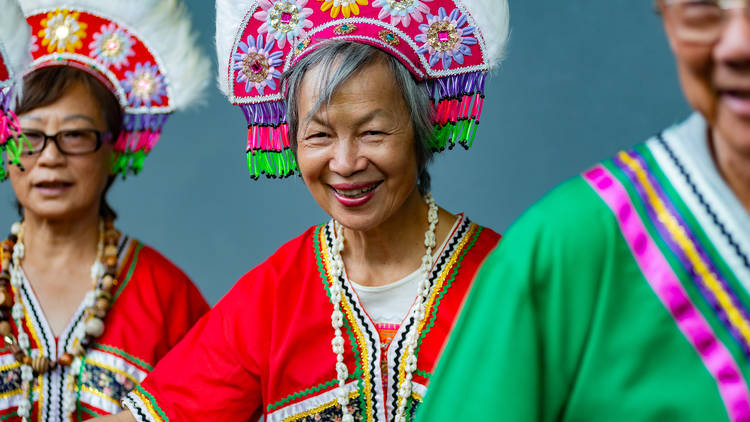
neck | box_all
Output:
[710,128,750,215]
[341,188,428,286]
[20,209,101,272]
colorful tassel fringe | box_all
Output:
[0,89,30,181]
[241,102,298,179]
[427,71,486,151]
[111,113,169,177]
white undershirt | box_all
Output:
[349,215,462,325]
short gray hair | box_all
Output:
[283,41,434,194]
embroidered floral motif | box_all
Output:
[233,34,284,95]
[333,23,358,35]
[0,366,22,395]
[89,23,136,70]
[254,0,314,49]
[378,30,400,45]
[318,0,369,18]
[122,62,167,107]
[39,9,88,54]
[373,0,432,28]
[80,363,136,403]
[415,7,477,69]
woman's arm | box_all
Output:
[93,411,136,422]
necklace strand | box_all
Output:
[0,219,121,421]
[328,193,438,422]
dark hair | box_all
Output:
[283,42,435,194]
[14,66,122,220]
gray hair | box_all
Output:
[283,41,434,194]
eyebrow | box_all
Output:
[18,114,97,126]
[308,109,390,128]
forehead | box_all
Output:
[298,58,404,117]
[18,82,105,126]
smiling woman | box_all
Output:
[0,0,211,420]
[100,0,509,421]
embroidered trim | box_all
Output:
[266,379,337,412]
[131,386,168,422]
[113,241,143,301]
[91,344,153,373]
[657,135,750,273]
[615,150,750,358]
[584,164,750,422]
[320,224,377,421]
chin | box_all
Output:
[715,110,750,155]
[330,209,383,233]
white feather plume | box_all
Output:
[216,0,256,97]
[0,0,32,103]
[20,0,211,110]
[462,0,509,69]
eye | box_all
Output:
[307,132,329,139]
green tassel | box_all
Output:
[131,150,146,174]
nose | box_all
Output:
[714,10,750,67]
[329,139,367,176]
[35,137,66,167]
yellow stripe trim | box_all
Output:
[85,358,141,385]
[619,151,750,347]
[133,389,165,422]
[394,223,476,412]
[281,390,359,422]
[80,385,120,407]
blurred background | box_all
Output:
[1,1,692,304]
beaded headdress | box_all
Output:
[216,0,509,179]
[21,0,211,176]
[0,0,33,180]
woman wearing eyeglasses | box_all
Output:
[0,1,210,420]
[415,1,750,420]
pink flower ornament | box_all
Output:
[233,34,284,95]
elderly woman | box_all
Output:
[0,1,210,420]
[99,0,508,421]
[415,1,750,421]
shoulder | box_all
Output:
[229,224,323,299]
[117,238,205,304]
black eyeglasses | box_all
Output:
[19,129,112,156]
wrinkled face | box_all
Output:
[295,58,420,232]
[662,6,750,152]
[10,82,113,222]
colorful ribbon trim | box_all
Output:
[584,164,750,422]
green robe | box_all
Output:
[415,114,750,421]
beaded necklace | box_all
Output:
[0,219,121,421]
[328,193,439,422]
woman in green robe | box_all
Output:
[416,1,750,420]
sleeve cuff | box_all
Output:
[122,386,169,422]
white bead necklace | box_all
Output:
[328,193,438,422]
[8,221,105,421]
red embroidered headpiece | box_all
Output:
[22,1,210,177]
[217,0,509,179]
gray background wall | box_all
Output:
[2,1,692,304]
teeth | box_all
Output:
[335,184,377,197]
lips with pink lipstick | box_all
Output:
[33,179,74,196]
[329,181,382,207]
[719,87,750,117]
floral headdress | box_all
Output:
[21,0,211,177]
[216,0,509,179]
[0,0,33,180]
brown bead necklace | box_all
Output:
[0,218,121,420]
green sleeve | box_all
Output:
[415,177,620,420]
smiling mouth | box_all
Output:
[331,182,382,198]
[725,90,750,99]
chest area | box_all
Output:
[264,220,484,422]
